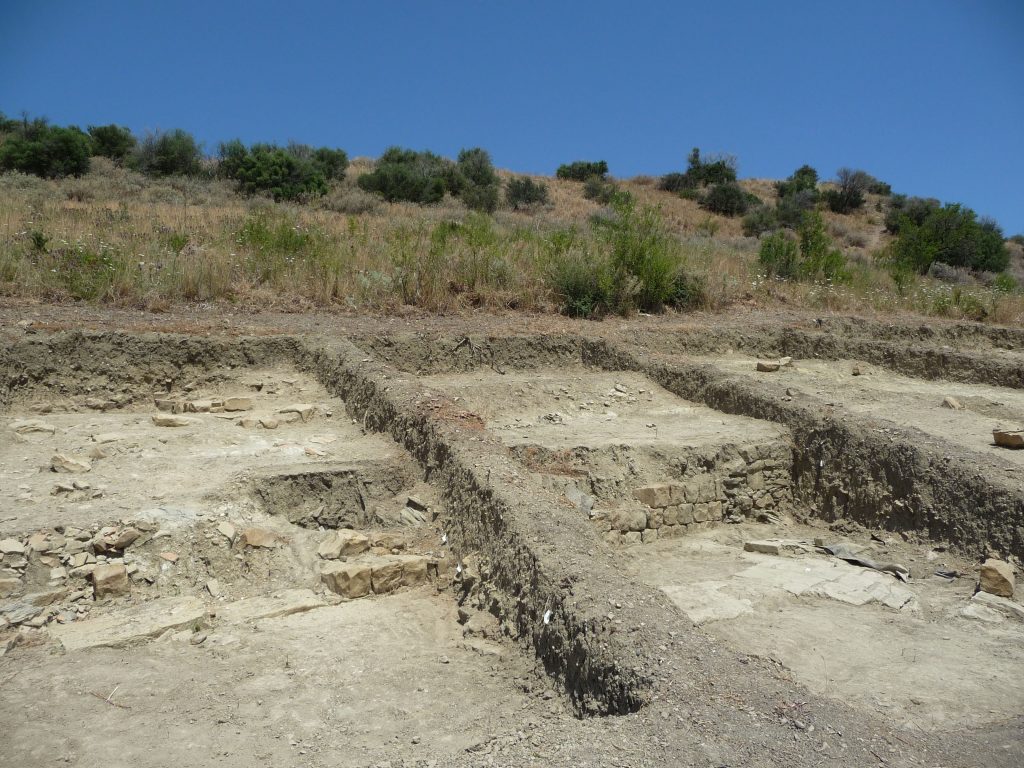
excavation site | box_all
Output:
[1,316,1022,768]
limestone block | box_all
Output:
[321,562,371,599]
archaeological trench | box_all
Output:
[0,321,1022,767]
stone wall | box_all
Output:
[592,441,792,544]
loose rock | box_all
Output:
[0,538,26,555]
[993,429,1024,449]
[979,558,1015,597]
[317,529,369,559]
[152,414,198,428]
[92,564,130,599]
[50,454,91,473]
[941,396,965,410]
[241,528,281,548]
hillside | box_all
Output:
[1,153,1022,325]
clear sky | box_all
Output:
[2,0,1023,233]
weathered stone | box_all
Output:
[693,503,711,523]
[320,561,371,599]
[258,417,279,429]
[92,432,125,444]
[632,484,675,509]
[279,403,315,422]
[217,589,324,623]
[400,556,429,587]
[370,557,405,594]
[186,399,214,413]
[153,399,180,412]
[980,558,1015,597]
[93,527,141,555]
[25,587,68,606]
[406,496,429,513]
[970,590,1024,621]
[676,503,696,526]
[317,529,369,559]
[216,521,237,542]
[206,579,221,598]
[51,596,205,651]
[641,528,658,544]
[10,419,57,435]
[152,414,197,428]
[92,564,129,599]
[68,552,92,568]
[223,397,254,412]
[941,396,965,410]
[647,509,665,529]
[756,360,781,372]
[0,538,25,555]
[241,528,281,548]
[51,454,91,473]
[2,602,43,625]
[623,531,642,545]
[0,577,21,598]
[158,551,179,563]
[607,506,647,533]
[993,430,1024,449]
[707,501,723,521]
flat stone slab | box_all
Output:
[216,588,325,624]
[736,557,917,611]
[52,596,205,652]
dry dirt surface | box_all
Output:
[1,302,1023,768]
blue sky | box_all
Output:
[2,0,1023,233]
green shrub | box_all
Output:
[659,148,737,194]
[133,129,202,176]
[867,176,891,196]
[0,118,92,178]
[884,195,940,234]
[880,202,1008,274]
[658,172,693,193]
[797,211,847,281]
[823,168,870,213]
[777,189,819,229]
[775,165,818,198]
[218,140,346,201]
[759,211,847,281]
[667,270,709,310]
[357,147,456,204]
[556,160,608,182]
[742,205,779,237]
[505,176,549,209]
[583,175,619,204]
[699,182,755,217]
[993,273,1018,293]
[594,195,680,313]
[758,231,799,278]
[456,147,500,213]
[87,124,136,161]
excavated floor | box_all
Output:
[0,363,556,768]
[711,354,1024,468]
[620,519,1024,731]
[2,329,1023,768]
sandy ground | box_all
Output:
[2,589,559,768]
[419,369,786,451]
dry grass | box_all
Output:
[1,159,1021,325]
